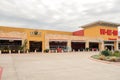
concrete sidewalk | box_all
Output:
[0,52,120,80]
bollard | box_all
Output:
[49,50,50,53]
[42,50,44,53]
[18,50,20,54]
[73,49,75,52]
[9,50,11,54]
[27,50,29,54]
[56,50,57,53]
[34,50,36,53]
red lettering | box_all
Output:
[113,30,118,36]
[100,29,118,36]
[108,38,117,40]
[107,29,112,35]
[100,29,105,35]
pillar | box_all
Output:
[85,41,89,48]
[42,41,45,52]
[27,40,29,50]
[22,39,24,46]
[99,41,104,51]
[44,39,49,53]
[114,41,118,51]
[67,40,71,52]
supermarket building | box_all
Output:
[0,21,120,53]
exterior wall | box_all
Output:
[45,34,102,51]
[114,41,118,50]
[84,25,118,40]
[45,34,87,50]
[0,26,25,32]
[84,25,118,50]
[44,30,72,51]
[45,30,72,35]
[0,23,119,52]
[25,29,45,51]
[0,26,72,52]
[0,26,27,41]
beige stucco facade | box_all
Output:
[45,34,105,51]
[0,21,120,53]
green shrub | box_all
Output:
[101,50,110,56]
[85,48,89,51]
[91,55,100,59]
[113,52,120,57]
[109,51,113,56]
[114,50,119,53]
[44,49,49,53]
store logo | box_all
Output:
[30,30,41,36]
[100,29,118,36]
[34,30,38,35]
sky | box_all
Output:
[0,0,120,32]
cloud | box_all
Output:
[0,0,120,32]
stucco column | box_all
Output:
[67,40,71,52]
[22,39,24,46]
[42,41,45,52]
[99,41,104,51]
[45,40,49,50]
[114,41,118,51]
[85,41,89,48]
[27,40,29,50]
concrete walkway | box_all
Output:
[0,52,120,80]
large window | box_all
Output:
[49,41,67,50]
[0,40,22,53]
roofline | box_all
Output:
[0,26,72,32]
[81,21,120,28]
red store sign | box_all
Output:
[100,29,118,36]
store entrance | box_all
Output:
[71,42,85,51]
[104,41,114,51]
[89,42,99,51]
[29,41,42,52]
[49,41,67,51]
[105,45,114,50]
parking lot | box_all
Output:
[0,52,120,80]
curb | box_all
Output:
[89,57,120,66]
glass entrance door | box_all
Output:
[29,41,42,52]
[104,41,114,50]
